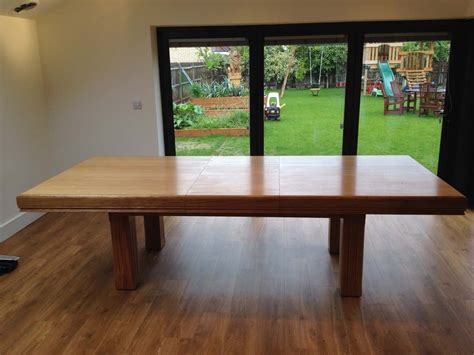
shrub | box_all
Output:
[198,48,228,73]
[191,78,248,98]
[190,83,204,98]
[173,103,203,129]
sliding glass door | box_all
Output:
[157,24,460,178]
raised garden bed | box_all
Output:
[175,128,249,137]
[191,97,249,117]
[191,97,249,109]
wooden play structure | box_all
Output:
[363,43,402,69]
[362,42,434,95]
[362,43,402,95]
[397,42,434,90]
[362,42,439,115]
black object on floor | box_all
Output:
[0,255,19,275]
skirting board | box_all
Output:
[0,212,44,243]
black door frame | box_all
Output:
[156,20,472,197]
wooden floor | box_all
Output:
[0,212,473,354]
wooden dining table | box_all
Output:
[17,156,467,297]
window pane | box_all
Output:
[358,38,449,173]
[169,43,250,155]
[263,42,347,155]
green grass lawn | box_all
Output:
[176,88,442,173]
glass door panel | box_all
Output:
[359,35,450,173]
[169,40,250,155]
[263,38,348,155]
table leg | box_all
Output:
[340,215,366,297]
[108,213,139,290]
[328,217,342,255]
[144,215,166,251]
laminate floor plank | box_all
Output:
[0,212,472,354]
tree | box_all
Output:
[280,46,297,98]
[245,44,347,88]
[199,46,250,81]
[237,47,249,78]
[433,41,450,62]
[401,41,450,62]
[295,44,348,85]
[264,46,295,86]
[197,48,227,75]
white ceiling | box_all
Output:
[0,0,65,18]
[0,0,472,20]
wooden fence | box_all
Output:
[171,62,225,103]
[432,61,449,87]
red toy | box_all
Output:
[367,79,383,96]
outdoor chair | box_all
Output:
[419,83,440,116]
[382,80,404,115]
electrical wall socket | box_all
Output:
[133,101,143,110]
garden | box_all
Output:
[171,43,447,173]
[175,88,441,172]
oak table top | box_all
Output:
[17,156,467,216]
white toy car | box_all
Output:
[265,92,281,121]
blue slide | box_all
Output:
[378,62,395,97]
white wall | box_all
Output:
[36,0,471,173]
[0,16,49,242]
[468,0,474,17]
[37,1,163,173]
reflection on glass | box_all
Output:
[359,40,450,173]
[170,45,250,156]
